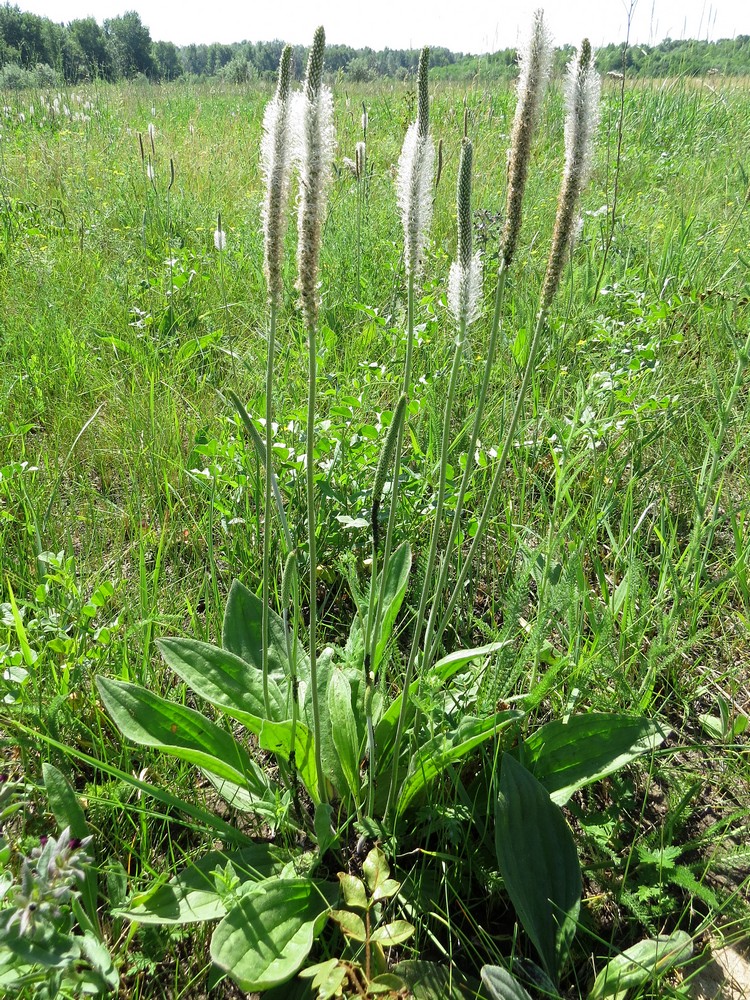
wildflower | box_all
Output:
[355,140,366,180]
[501,9,553,268]
[146,157,154,181]
[397,47,434,276]
[148,122,155,141]
[361,104,368,136]
[448,138,482,335]
[295,27,335,327]
[214,213,226,251]
[541,38,600,310]
[261,45,294,309]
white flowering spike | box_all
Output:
[501,8,553,267]
[448,138,482,333]
[214,213,226,251]
[261,45,294,308]
[295,27,335,328]
[355,140,366,180]
[542,39,601,310]
[397,47,434,277]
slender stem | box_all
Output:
[421,261,508,666]
[429,305,549,664]
[368,271,415,668]
[363,272,415,817]
[306,320,326,804]
[261,303,276,719]
[385,317,466,822]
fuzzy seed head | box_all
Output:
[261,45,295,307]
[501,8,553,268]
[541,38,601,311]
[214,213,226,251]
[296,28,335,328]
[355,140,366,180]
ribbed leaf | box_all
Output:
[258,719,319,803]
[327,669,362,800]
[525,714,668,805]
[211,878,335,991]
[222,579,308,686]
[157,637,287,728]
[589,932,693,998]
[481,966,533,1000]
[370,541,411,672]
[96,676,268,797]
[495,754,581,984]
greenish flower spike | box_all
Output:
[417,46,430,139]
[305,26,325,101]
[448,138,482,331]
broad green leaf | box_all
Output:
[524,714,668,805]
[42,763,97,929]
[496,754,581,984]
[95,676,268,797]
[200,771,280,822]
[42,763,88,839]
[157,637,287,728]
[338,873,368,910]
[78,930,120,991]
[222,579,308,688]
[376,642,510,756]
[369,541,411,672]
[210,878,335,991]
[327,669,362,800]
[370,920,414,945]
[121,845,285,924]
[396,711,520,817]
[330,908,367,941]
[258,719,319,803]
[309,647,347,796]
[588,931,693,999]
[481,966,533,1000]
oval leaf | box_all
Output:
[211,879,334,991]
[589,931,693,999]
[496,754,581,984]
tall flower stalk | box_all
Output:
[428,38,600,663]
[366,48,433,686]
[260,45,294,720]
[296,26,335,804]
[386,137,481,818]
[421,10,553,668]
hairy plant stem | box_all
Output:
[306,319,327,805]
[261,303,277,720]
[385,314,467,822]
[429,304,550,665]
[421,261,508,665]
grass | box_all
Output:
[0,66,749,997]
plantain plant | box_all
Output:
[96,15,674,996]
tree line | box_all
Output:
[0,3,747,88]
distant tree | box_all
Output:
[67,17,111,79]
[104,11,154,78]
[153,40,182,80]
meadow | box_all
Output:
[0,44,749,1000]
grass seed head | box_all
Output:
[397,47,434,277]
[448,139,482,333]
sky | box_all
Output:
[18,0,748,53]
